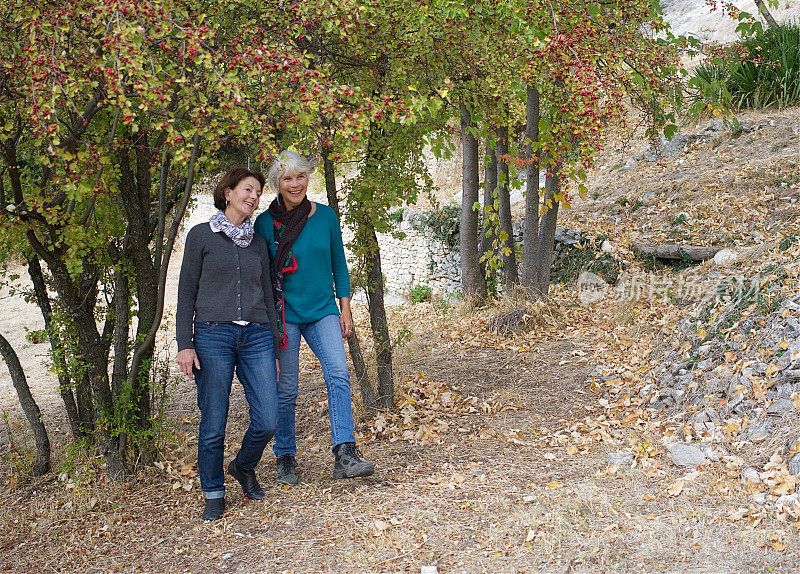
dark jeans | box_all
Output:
[193,322,277,498]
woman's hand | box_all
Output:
[339,297,354,338]
[177,348,200,379]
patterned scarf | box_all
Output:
[209,210,254,248]
[268,194,312,349]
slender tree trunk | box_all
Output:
[496,125,518,291]
[0,332,51,476]
[322,143,340,216]
[111,266,130,456]
[124,133,199,465]
[754,0,779,29]
[347,328,376,412]
[363,222,393,409]
[46,259,126,478]
[36,258,97,438]
[535,170,560,297]
[480,143,497,290]
[522,86,542,296]
[111,267,130,402]
[459,102,487,303]
[73,310,126,478]
[25,255,84,439]
[321,143,377,412]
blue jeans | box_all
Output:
[274,314,356,457]
[193,322,278,498]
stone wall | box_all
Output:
[366,209,461,299]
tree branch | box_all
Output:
[126,133,200,392]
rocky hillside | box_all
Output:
[554,101,800,522]
[662,0,800,44]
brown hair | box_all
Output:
[213,167,266,210]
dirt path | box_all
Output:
[1,318,797,573]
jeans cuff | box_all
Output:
[204,490,225,499]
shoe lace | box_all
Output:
[278,454,295,472]
[339,442,364,460]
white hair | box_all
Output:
[267,150,316,193]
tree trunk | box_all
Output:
[45,259,126,478]
[321,143,377,412]
[73,309,126,478]
[0,332,50,476]
[362,223,394,409]
[535,170,560,297]
[459,102,487,303]
[630,242,723,261]
[25,255,84,440]
[754,0,779,29]
[522,86,542,296]
[496,125,518,291]
[480,143,497,291]
[321,143,340,216]
[123,133,199,465]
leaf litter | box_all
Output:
[2,108,800,571]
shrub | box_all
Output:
[418,205,460,249]
[690,22,800,111]
[409,284,432,303]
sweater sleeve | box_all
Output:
[259,240,281,349]
[176,225,203,350]
[329,209,351,299]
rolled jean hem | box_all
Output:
[204,490,225,499]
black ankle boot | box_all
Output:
[276,454,300,485]
[227,460,265,500]
[333,442,375,479]
[202,497,225,521]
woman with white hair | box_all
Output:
[254,150,374,484]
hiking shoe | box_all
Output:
[333,442,375,479]
[202,497,225,522]
[276,454,300,485]
[227,460,265,500]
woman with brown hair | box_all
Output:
[176,167,280,521]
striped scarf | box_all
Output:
[209,210,254,248]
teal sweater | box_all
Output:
[254,203,350,325]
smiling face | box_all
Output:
[224,175,262,225]
[278,170,309,211]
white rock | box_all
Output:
[742,467,762,485]
[667,443,708,467]
[750,492,767,505]
[713,249,739,266]
[607,452,634,466]
[693,419,716,435]
[700,444,726,461]
[767,398,792,416]
[788,453,800,476]
[747,419,774,443]
[776,493,800,512]
[601,239,614,252]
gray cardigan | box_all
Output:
[176,222,280,351]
